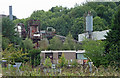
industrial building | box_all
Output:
[78,30,109,42]
[40,50,88,65]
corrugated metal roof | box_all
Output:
[78,30,109,42]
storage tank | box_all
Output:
[86,13,93,32]
[9,6,13,20]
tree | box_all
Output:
[93,16,108,31]
[82,39,107,67]
[71,17,84,40]
[105,6,120,67]
[2,37,10,50]
[62,33,77,50]
[22,38,34,50]
[58,53,68,67]
[2,44,28,64]
[49,36,63,50]
[43,57,52,68]
[38,38,49,50]
[29,49,41,66]
[2,17,15,42]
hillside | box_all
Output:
[13,2,120,40]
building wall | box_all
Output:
[63,52,76,60]
[40,53,45,63]
[53,52,58,64]
[40,50,86,64]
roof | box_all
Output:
[78,30,109,42]
[41,50,85,53]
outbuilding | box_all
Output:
[40,50,88,64]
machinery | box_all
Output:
[15,20,56,44]
[28,20,41,43]
[15,23,27,39]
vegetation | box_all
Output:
[105,5,120,68]
[38,38,49,50]
[13,2,119,40]
[82,39,108,67]
[29,49,41,67]
[48,36,62,50]
[58,53,68,67]
[1,1,120,76]
[2,44,28,64]
[43,57,52,68]
[2,64,120,76]
[21,38,34,50]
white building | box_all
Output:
[78,30,109,42]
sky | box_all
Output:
[0,0,86,19]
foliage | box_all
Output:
[43,57,52,68]
[71,59,79,67]
[82,39,107,67]
[49,36,63,50]
[58,53,68,67]
[13,2,118,39]
[62,32,79,50]
[21,38,34,50]
[2,44,28,64]
[105,6,120,68]
[2,17,15,42]
[2,37,10,50]
[29,49,41,66]
[38,38,49,50]
[2,17,21,45]
[2,64,120,76]
[93,16,108,31]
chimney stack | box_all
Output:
[9,6,13,20]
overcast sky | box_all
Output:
[0,0,86,19]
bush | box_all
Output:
[58,53,68,67]
[29,49,41,66]
[71,59,78,67]
[43,57,52,68]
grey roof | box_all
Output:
[78,30,109,42]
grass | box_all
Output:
[2,63,120,76]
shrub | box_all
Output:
[43,57,52,68]
[71,59,78,67]
[58,53,68,67]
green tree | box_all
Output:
[58,53,68,67]
[22,38,34,50]
[43,57,52,68]
[62,33,77,50]
[49,36,63,50]
[105,6,120,67]
[2,44,28,64]
[29,49,41,66]
[38,38,49,50]
[82,39,107,67]
[71,17,84,40]
[2,37,10,50]
[93,16,108,31]
[2,17,15,42]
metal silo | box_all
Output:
[86,13,93,32]
[86,12,93,39]
[9,6,13,20]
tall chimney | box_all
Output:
[9,6,13,20]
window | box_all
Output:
[45,53,53,59]
[76,53,87,60]
[58,52,62,59]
